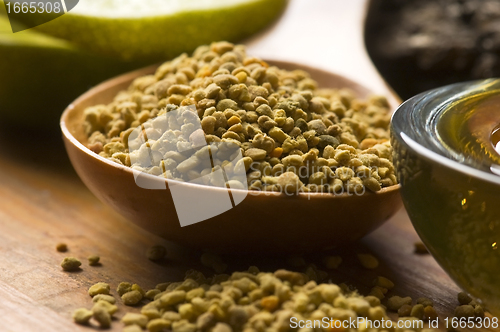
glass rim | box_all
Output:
[391,78,500,186]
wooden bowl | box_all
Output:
[61,60,402,253]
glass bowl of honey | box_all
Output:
[391,79,500,315]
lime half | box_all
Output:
[0,6,140,126]
[10,0,288,62]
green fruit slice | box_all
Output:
[7,0,287,62]
[0,8,141,127]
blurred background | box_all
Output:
[366,0,500,100]
[3,0,500,132]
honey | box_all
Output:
[391,83,500,315]
[437,91,500,173]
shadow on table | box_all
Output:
[0,120,76,178]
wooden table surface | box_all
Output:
[0,1,494,331]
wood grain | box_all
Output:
[0,122,486,332]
